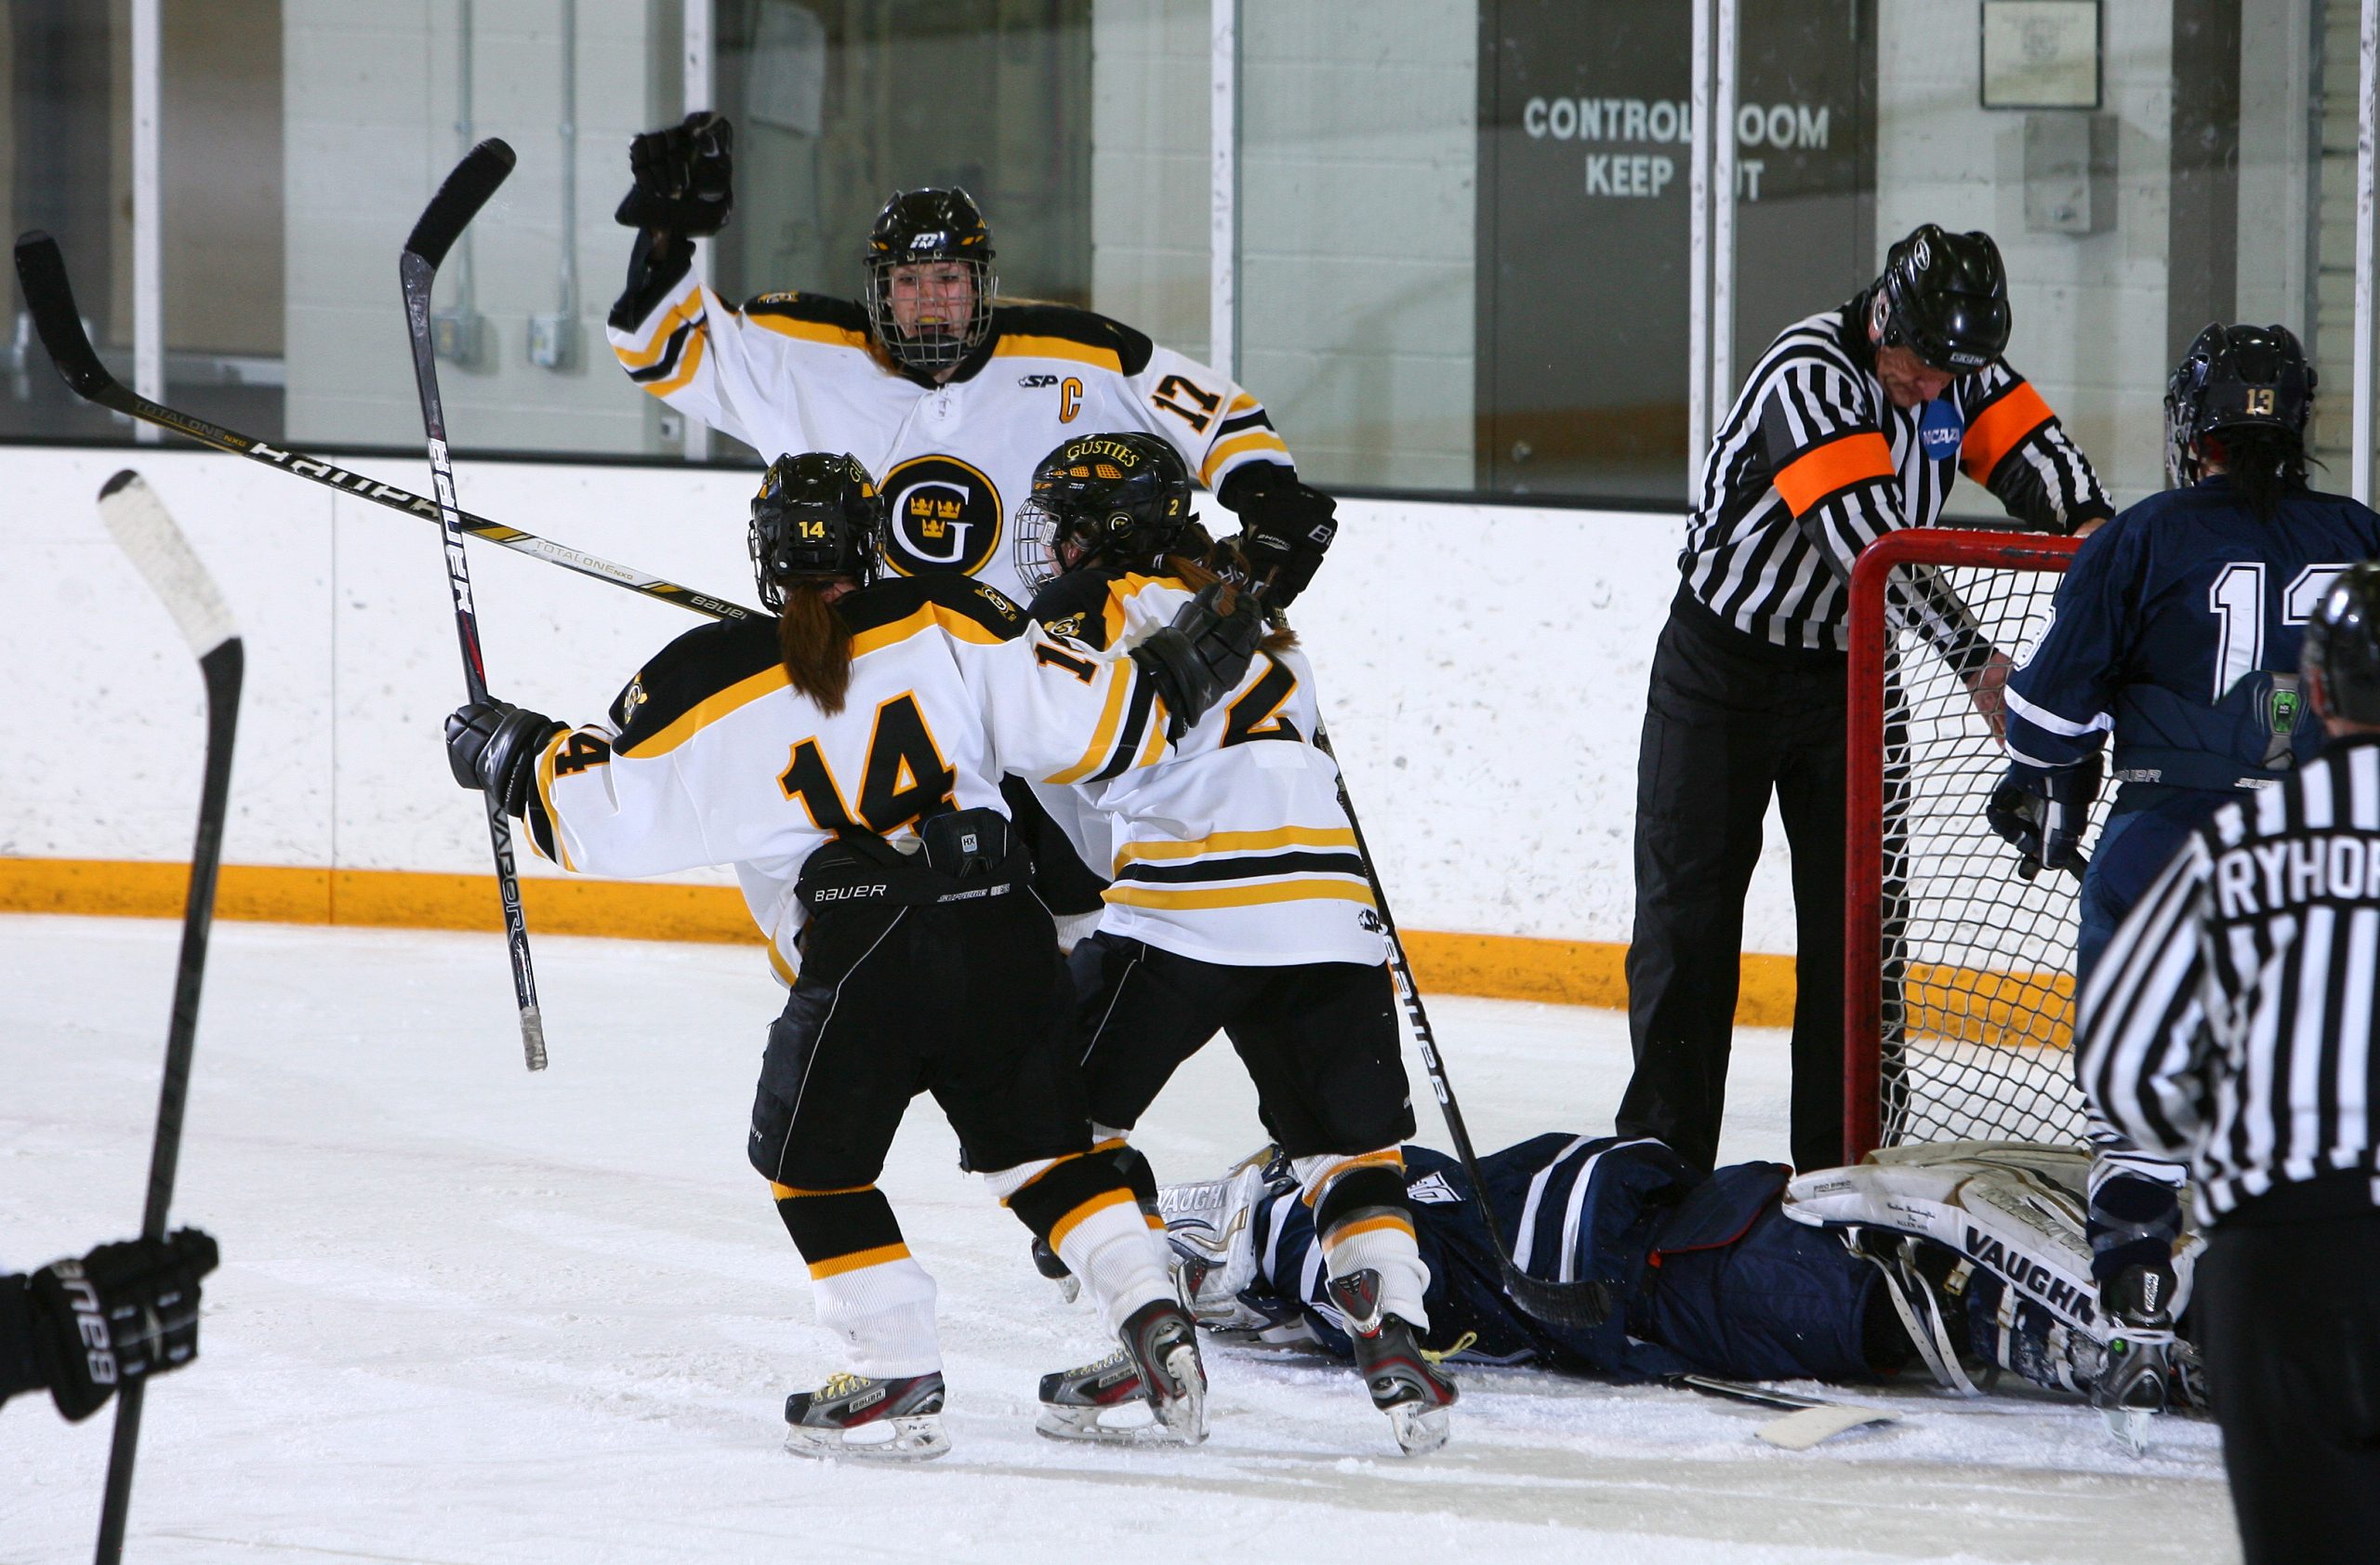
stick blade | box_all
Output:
[404,139,517,269]
[1757,1403,1898,1451]
[13,231,112,397]
[1501,1265,1614,1329]
[99,471,238,656]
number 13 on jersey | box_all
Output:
[2208,562,2357,699]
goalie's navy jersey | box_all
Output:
[2003,476,2380,789]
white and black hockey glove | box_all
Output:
[9,1228,218,1422]
[1985,755,2100,880]
[615,112,734,236]
[445,699,567,819]
[1131,581,1266,739]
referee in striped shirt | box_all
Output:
[1618,225,2112,1174]
[2078,562,2380,1565]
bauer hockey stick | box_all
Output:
[1309,720,1614,1329]
[90,471,243,1565]
[401,139,547,1072]
[11,232,758,623]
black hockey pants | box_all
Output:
[1617,590,1848,1174]
[2196,1198,2380,1565]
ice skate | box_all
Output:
[1327,1268,1457,1456]
[1037,1300,1209,1445]
[783,1370,950,1462]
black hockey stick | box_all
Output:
[1311,720,1614,1329]
[401,139,547,1073]
[90,471,243,1565]
[11,231,758,623]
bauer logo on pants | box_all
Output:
[880,455,1002,578]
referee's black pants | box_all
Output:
[2197,1203,2380,1565]
[1616,590,1847,1174]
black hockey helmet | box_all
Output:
[1012,431,1196,590]
[2304,562,2380,728]
[2163,323,2316,487]
[863,188,998,375]
[1870,224,2010,374]
[749,451,883,609]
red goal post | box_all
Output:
[1844,527,2088,1161]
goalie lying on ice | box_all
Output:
[1161,1135,2203,1421]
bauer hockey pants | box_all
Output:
[2196,1204,2380,1565]
[1618,593,1848,1174]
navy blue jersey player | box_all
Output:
[1988,323,2380,1373]
[1991,324,2380,980]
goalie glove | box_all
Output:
[1985,754,2101,880]
[615,112,734,236]
[1130,581,1266,740]
[445,699,567,819]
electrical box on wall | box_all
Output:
[2022,113,2116,234]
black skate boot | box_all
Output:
[1037,1299,1209,1445]
[783,1370,949,1462]
[1327,1268,1457,1456]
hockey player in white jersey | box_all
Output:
[606,114,1338,608]
[1007,431,1456,1457]
[440,452,1269,1460]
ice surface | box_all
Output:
[0,916,2239,1564]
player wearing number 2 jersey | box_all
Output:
[440,453,1269,1459]
[608,117,1336,607]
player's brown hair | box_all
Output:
[1164,541,1299,655]
[775,582,854,715]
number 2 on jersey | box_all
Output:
[2207,562,2357,698]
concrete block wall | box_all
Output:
[283,0,667,456]
[1089,0,1211,363]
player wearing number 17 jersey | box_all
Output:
[440,453,1268,1459]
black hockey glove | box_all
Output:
[445,699,567,818]
[1221,465,1337,608]
[1985,755,2100,881]
[615,113,734,236]
[1130,581,1266,739]
[20,1228,218,1422]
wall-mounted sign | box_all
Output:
[1981,1,2101,111]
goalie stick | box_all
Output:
[89,471,244,1565]
[10,231,758,623]
[401,139,547,1073]
[1310,720,1614,1330]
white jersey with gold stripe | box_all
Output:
[1027,569,1382,968]
[606,250,1293,605]
[520,576,1172,976]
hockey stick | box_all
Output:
[1310,720,1613,1329]
[1660,1374,1899,1450]
[400,139,547,1073]
[11,231,758,623]
[90,471,243,1565]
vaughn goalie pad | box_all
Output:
[1780,1141,2201,1398]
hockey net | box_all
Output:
[1844,528,2105,1160]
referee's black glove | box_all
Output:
[16,1229,219,1422]
[615,113,734,236]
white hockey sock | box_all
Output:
[809,1253,942,1379]
[1297,1149,1432,1331]
[1055,1195,1176,1335]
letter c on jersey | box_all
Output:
[879,455,1004,578]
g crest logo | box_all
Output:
[879,455,1003,577]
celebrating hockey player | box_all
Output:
[1159,1134,2203,1434]
[2,1229,218,1423]
[606,113,1337,608]
[439,452,1269,1461]
[2077,563,2380,1561]
[1987,324,2380,1435]
[1620,223,2114,1175]
[1002,431,1452,1456]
